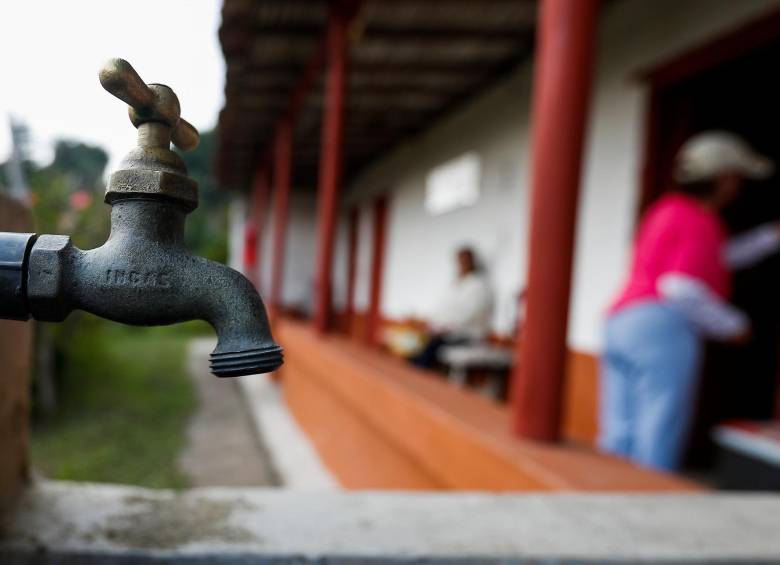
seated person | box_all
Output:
[410,246,494,369]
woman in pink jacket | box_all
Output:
[601,131,780,471]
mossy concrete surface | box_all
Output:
[2,481,780,563]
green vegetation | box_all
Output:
[30,317,207,489]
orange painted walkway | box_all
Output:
[276,319,700,492]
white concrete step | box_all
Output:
[2,480,779,563]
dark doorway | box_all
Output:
[644,38,780,467]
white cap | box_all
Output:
[674,131,774,184]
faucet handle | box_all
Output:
[99,58,199,151]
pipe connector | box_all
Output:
[0,232,36,320]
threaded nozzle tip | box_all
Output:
[209,345,284,377]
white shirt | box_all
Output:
[658,223,780,340]
[429,272,494,340]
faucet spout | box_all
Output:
[23,200,283,378]
[197,259,285,377]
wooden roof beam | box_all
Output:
[361,23,529,42]
[241,22,529,42]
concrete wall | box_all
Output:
[347,0,780,352]
[251,191,366,317]
[0,195,33,519]
[278,192,318,313]
[227,196,246,274]
[246,191,319,313]
[5,482,780,563]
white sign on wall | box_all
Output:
[424,152,481,215]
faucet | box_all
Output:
[0,59,282,377]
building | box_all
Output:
[218,0,780,489]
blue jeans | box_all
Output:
[599,302,702,471]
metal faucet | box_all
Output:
[0,59,282,377]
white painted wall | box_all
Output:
[254,191,319,314]
[228,196,247,273]
[247,190,354,316]
[332,211,350,311]
[352,204,374,312]
[349,69,531,337]
[346,0,780,352]
[258,203,273,298]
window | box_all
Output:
[424,152,481,215]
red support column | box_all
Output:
[244,169,269,287]
[270,120,293,311]
[366,196,388,346]
[313,7,350,333]
[242,221,258,281]
[511,0,600,441]
[345,207,359,336]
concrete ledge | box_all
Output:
[2,481,780,563]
